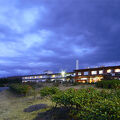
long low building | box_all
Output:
[22,72,75,83]
[13,66,120,83]
[74,66,120,83]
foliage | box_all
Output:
[96,80,120,89]
[40,86,60,97]
[10,84,33,95]
[51,88,120,120]
[0,77,22,85]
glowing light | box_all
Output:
[99,70,103,74]
[61,70,66,77]
[115,69,120,73]
[91,71,97,75]
[107,69,112,73]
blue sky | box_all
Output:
[0,0,120,77]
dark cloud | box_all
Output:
[0,0,120,77]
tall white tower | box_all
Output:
[76,60,79,70]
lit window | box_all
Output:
[52,75,56,78]
[84,71,89,75]
[115,69,120,73]
[91,71,97,75]
[99,70,103,74]
[34,76,37,78]
[107,69,112,73]
[78,72,81,75]
[81,78,88,80]
[36,76,39,78]
[39,76,42,78]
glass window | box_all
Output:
[84,71,89,75]
[91,71,97,75]
[81,78,88,80]
[78,72,81,76]
[107,69,112,73]
[39,76,42,78]
[34,76,37,78]
[52,75,56,78]
[115,69,120,73]
[99,70,103,74]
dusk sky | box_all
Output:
[0,0,120,77]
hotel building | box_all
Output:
[22,72,75,83]
[74,66,120,83]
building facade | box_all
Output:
[74,66,120,83]
[22,72,75,83]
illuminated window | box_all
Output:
[34,76,37,78]
[107,69,112,73]
[36,76,39,78]
[91,71,97,75]
[52,75,56,78]
[99,70,103,74]
[78,72,81,76]
[81,78,88,80]
[115,69,120,73]
[39,76,42,78]
[84,72,89,75]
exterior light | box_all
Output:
[61,70,66,77]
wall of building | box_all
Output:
[75,66,120,83]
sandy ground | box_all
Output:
[0,90,52,120]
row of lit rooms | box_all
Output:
[22,79,65,83]
[76,75,120,83]
[77,68,120,76]
[22,73,75,80]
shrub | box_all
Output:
[96,80,120,89]
[51,88,120,120]
[40,86,60,97]
[10,84,33,95]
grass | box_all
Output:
[0,84,95,120]
[0,90,53,120]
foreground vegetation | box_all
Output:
[0,80,120,120]
[96,80,120,89]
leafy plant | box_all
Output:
[51,88,120,120]
[40,86,60,97]
[96,80,120,89]
[10,84,33,95]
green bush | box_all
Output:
[96,80,120,89]
[51,88,120,120]
[10,84,33,95]
[40,86,60,97]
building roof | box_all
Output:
[74,65,120,72]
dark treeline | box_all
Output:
[0,77,22,86]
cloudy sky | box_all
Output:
[0,0,120,77]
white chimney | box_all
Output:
[76,60,79,70]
